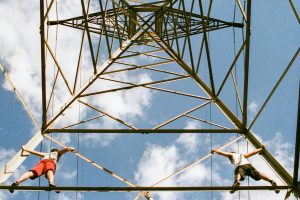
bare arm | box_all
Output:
[22,146,45,157]
[58,146,75,157]
[243,145,265,158]
[211,149,233,158]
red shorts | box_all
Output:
[29,159,56,180]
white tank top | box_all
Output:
[42,152,59,163]
[230,153,250,167]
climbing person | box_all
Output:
[9,145,75,193]
[211,145,280,194]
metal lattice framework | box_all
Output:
[0,0,300,198]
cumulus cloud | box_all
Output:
[0,148,15,199]
[0,147,31,199]
[176,121,202,154]
[0,148,16,167]
[220,190,292,200]
[134,144,220,200]
[0,1,41,120]
[0,147,34,185]
[135,144,179,186]
[134,121,221,200]
[60,169,77,181]
[220,132,296,200]
[0,1,156,189]
[264,132,294,174]
[0,191,9,200]
[88,72,153,120]
[134,125,295,200]
[0,0,153,148]
[54,193,84,200]
[248,101,259,115]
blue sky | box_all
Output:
[0,0,299,200]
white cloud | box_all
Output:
[134,141,223,200]
[134,121,221,200]
[0,1,155,188]
[81,133,120,147]
[219,132,296,200]
[248,101,259,115]
[176,121,202,154]
[135,144,179,186]
[60,169,77,181]
[0,1,42,120]
[135,129,296,200]
[88,72,153,120]
[0,0,153,148]
[54,192,84,200]
[0,148,16,167]
[264,132,294,174]
[220,190,292,200]
[0,191,9,200]
[0,147,31,199]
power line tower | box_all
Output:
[1,0,299,198]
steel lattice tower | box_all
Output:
[0,0,299,198]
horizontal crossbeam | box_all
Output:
[48,7,243,41]
[0,185,292,192]
[45,129,243,133]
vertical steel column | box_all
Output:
[128,9,137,38]
[294,82,300,186]
[40,0,47,131]
[242,0,251,128]
[155,10,163,37]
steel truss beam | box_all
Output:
[1,1,299,198]
[0,185,292,192]
[0,131,43,183]
[0,0,167,184]
[115,0,296,196]
[46,129,242,133]
[294,83,300,191]
[40,0,47,130]
[48,7,243,42]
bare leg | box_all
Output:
[230,174,241,194]
[46,170,55,185]
[259,172,272,182]
[46,170,60,194]
[259,172,280,194]
[9,171,34,193]
[235,173,242,182]
[16,171,35,184]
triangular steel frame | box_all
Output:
[0,0,299,198]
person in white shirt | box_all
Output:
[211,145,279,194]
[9,146,75,193]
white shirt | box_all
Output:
[42,152,59,163]
[230,153,250,167]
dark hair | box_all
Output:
[51,148,59,152]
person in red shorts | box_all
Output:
[211,145,280,194]
[9,145,75,193]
